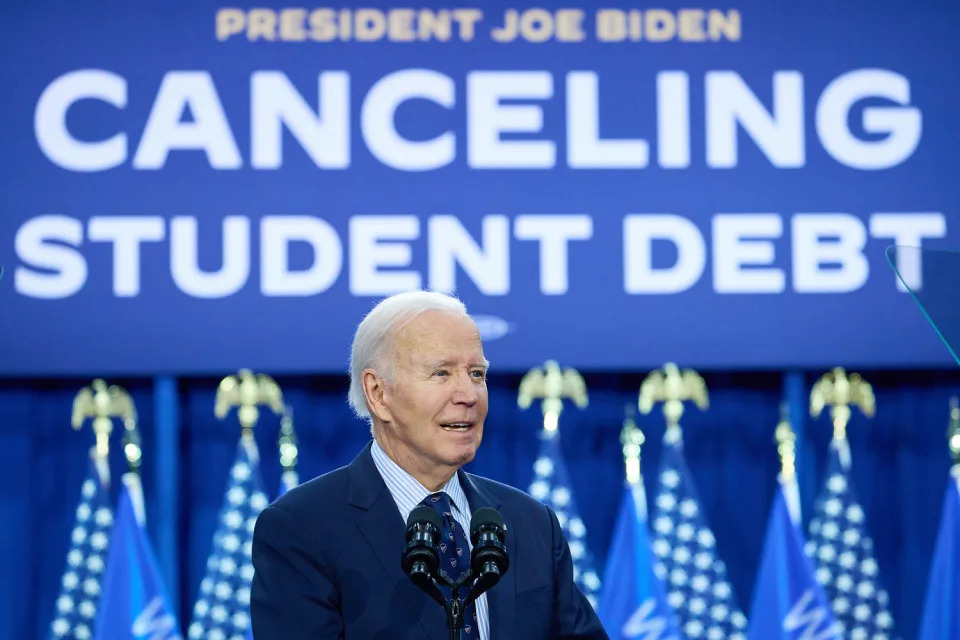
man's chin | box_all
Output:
[457,451,478,466]
[444,441,480,468]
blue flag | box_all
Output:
[94,474,182,640]
[188,436,269,640]
[650,432,748,639]
[48,455,114,640]
[917,468,960,640]
[747,483,841,640]
[528,429,602,608]
[598,482,681,640]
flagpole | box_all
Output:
[278,405,299,492]
[620,405,644,486]
[774,402,802,525]
[782,371,812,524]
[620,406,648,520]
[154,375,180,615]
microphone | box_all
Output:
[402,505,509,640]
[402,505,442,592]
[468,508,509,594]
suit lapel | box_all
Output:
[459,471,516,639]
[348,443,446,640]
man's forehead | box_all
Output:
[397,310,478,336]
[393,311,484,355]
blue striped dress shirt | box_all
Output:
[370,439,491,640]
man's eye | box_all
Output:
[471,370,486,379]
[434,370,448,377]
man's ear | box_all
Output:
[362,368,393,423]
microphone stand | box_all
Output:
[414,565,503,640]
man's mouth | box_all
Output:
[440,422,474,432]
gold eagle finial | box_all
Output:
[71,379,140,482]
[518,360,588,432]
[809,367,875,441]
[638,362,708,439]
[215,369,285,437]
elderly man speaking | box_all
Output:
[250,290,608,639]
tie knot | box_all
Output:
[422,491,453,517]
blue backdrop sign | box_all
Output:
[1,1,957,375]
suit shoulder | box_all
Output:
[469,474,547,511]
[270,464,350,516]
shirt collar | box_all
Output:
[370,438,470,522]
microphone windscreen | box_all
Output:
[470,507,505,538]
[407,505,442,529]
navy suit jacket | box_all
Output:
[250,441,609,639]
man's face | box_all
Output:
[375,310,488,478]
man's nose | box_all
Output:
[452,372,479,405]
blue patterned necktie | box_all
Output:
[421,492,479,639]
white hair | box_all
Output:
[348,290,469,420]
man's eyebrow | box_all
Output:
[423,359,489,369]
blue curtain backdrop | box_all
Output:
[2,369,957,640]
